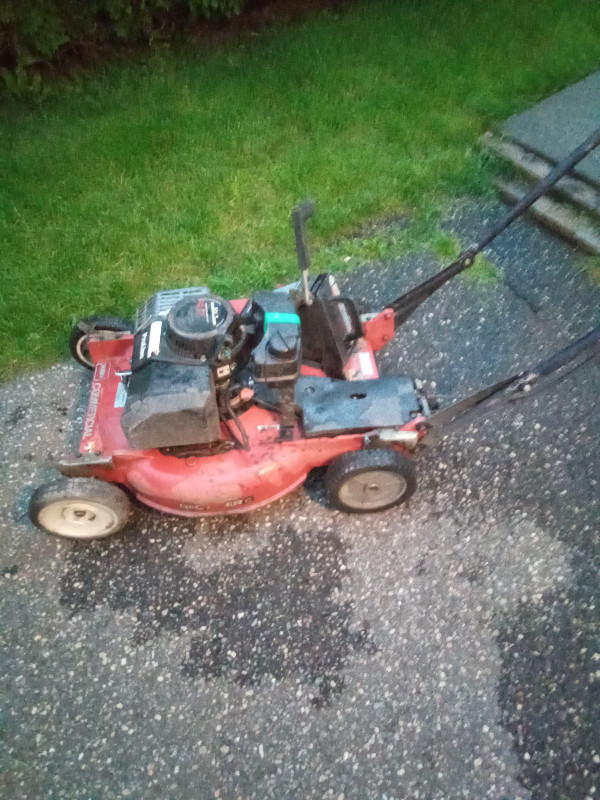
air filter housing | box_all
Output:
[121,362,221,449]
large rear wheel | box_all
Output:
[29,478,132,540]
[325,448,416,513]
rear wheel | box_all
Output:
[29,478,132,540]
[69,315,131,369]
[325,448,416,513]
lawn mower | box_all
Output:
[29,127,600,539]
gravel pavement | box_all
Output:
[1,199,598,800]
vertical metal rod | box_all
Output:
[291,201,316,306]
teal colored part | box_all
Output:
[264,312,301,328]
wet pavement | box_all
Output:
[1,200,598,799]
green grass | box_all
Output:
[1,0,599,379]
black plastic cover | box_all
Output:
[131,292,237,372]
[121,362,221,449]
[165,294,235,360]
[296,375,421,437]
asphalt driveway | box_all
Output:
[1,200,598,799]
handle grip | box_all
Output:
[291,200,315,273]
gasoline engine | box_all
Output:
[121,286,303,451]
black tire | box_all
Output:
[325,448,417,514]
[29,478,132,540]
[69,315,132,369]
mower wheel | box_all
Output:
[29,478,132,540]
[69,316,132,369]
[325,448,416,513]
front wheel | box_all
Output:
[325,448,416,513]
[29,478,132,540]
[69,315,132,369]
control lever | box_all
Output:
[291,200,316,306]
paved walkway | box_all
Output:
[502,71,600,186]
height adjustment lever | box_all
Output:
[291,200,316,306]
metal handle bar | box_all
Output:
[292,200,316,304]
[291,200,315,273]
[390,125,600,326]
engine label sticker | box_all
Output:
[148,320,162,356]
[358,351,375,377]
[196,298,227,327]
[114,381,127,408]
[93,362,108,380]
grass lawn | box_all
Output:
[1,0,599,379]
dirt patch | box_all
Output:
[26,0,354,86]
[191,0,354,45]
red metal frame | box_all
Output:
[79,318,425,517]
[362,308,396,353]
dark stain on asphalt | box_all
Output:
[60,524,376,703]
[498,568,600,800]
[488,397,600,799]
[6,405,27,427]
[409,308,599,800]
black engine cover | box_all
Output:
[121,361,221,450]
[165,294,236,361]
[131,292,237,371]
[120,288,239,450]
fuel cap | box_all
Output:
[267,329,299,360]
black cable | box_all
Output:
[429,351,597,438]
[506,351,597,402]
[228,328,249,361]
[252,397,283,413]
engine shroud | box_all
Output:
[165,294,235,361]
[121,288,237,450]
